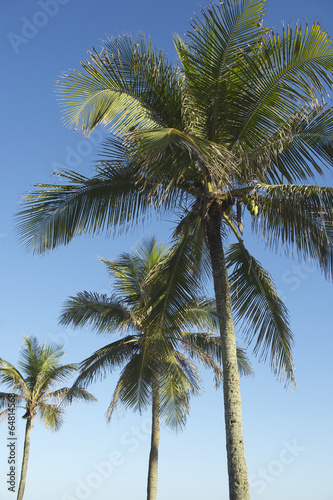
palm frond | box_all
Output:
[60,291,135,333]
[0,392,23,411]
[106,351,152,414]
[16,163,157,254]
[254,183,333,279]
[0,361,30,399]
[228,21,333,150]
[71,337,138,390]
[175,0,266,140]
[35,364,79,396]
[242,104,333,183]
[37,403,65,431]
[226,242,295,387]
[57,35,182,134]
[48,387,97,406]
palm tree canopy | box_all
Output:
[60,237,252,429]
[16,0,333,387]
[0,336,96,430]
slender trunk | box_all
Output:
[147,380,160,500]
[17,418,33,500]
[205,203,250,500]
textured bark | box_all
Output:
[147,380,160,500]
[17,418,33,500]
[205,203,250,500]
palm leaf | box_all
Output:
[60,291,135,333]
[71,337,138,390]
[254,183,333,279]
[175,0,266,140]
[16,163,157,254]
[228,22,333,151]
[57,35,182,134]
[37,403,65,431]
[0,361,30,399]
[226,242,295,386]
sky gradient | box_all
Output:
[1,1,333,499]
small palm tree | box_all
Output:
[60,238,252,500]
[0,336,96,500]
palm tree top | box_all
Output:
[0,336,96,430]
[60,237,252,429]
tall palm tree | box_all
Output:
[60,237,252,500]
[16,1,333,498]
[0,336,96,500]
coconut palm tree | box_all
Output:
[0,336,96,500]
[60,237,252,500]
[16,1,333,498]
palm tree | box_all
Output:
[16,1,333,498]
[60,237,252,500]
[0,336,96,500]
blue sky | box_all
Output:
[0,1,333,499]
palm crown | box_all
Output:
[0,336,95,429]
[60,237,251,427]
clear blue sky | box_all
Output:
[0,1,332,499]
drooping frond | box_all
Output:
[37,403,65,431]
[254,183,333,279]
[226,242,295,386]
[106,351,152,414]
[16,161,161,254]
[57,35,183,134]
[48,387,97,406]
[0,361,30,399]
[0,392,24,411]
[71,338,138,390]
[179,333,224,388]
[143,232,207,332]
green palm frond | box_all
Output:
[228,22,333,151]
[0,392,24,411]
[0,361,30,399]
[245,104,333,183]
[235,347,254,378]
[175,0,266,140]
[254,184,333,279]
[72,338,138,390]
[35,364,79,396]
[16,164,158,254]
[109,351,152,414]
[57,35,182,134]
[144,233,206,332]
[178,333,224,388]
[37,403,65,431]
[47,387,97,406]
[127,128,240,190]
[226,242,295,386]
[60,291,135,333]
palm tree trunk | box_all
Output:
[205,203,250,500]
[17,418,33,500]
[147,379,160,500]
